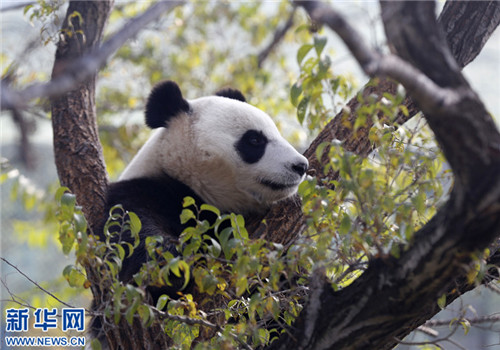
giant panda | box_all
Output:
[97,80,308,300]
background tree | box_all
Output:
[1,1,499,349]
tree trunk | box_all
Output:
[51,0,113,227]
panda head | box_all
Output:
[120,80,308,215]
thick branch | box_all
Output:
[297,1,469,120]
[438,1,500,68]
[380,1,500,187]
[254,0,500,243]
[268,2,500,349]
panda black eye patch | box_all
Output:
[235,130,268,164]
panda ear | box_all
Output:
[215,88,246,103]
[145,81,190,129]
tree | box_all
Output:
[1,1,499,349]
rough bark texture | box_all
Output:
[267,2,500,349]
[50,2,179,348]
[51,0,112,227]
[439,1,500,68]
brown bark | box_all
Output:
[51,0,113,227]
[268,2,500,349]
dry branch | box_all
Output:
[257,7,297,68]
[267,2,500,349]
[1,1,184,111]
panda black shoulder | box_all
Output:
[145,81,190,129]
[105,176,202,238]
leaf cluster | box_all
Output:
[23,0,65,46]
[297,95,450,288]
[291,35,354,133]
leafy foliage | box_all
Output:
[4,2,480,349]
[23,0,65,45]
[291,35,354,134]
[55,83,451,350]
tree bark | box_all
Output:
[51,0,113,227]
[267,2,500,349]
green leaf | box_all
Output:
[315,142,330,163]
[235,276,248,297]
[460,319,471,335]
[183,196,196,208]
[200,203,220,216]
[233,214,247,239]
[297,96,310,125]
[125,298,140,325]
[62,265,86,288]
[180,209,196,224]
[113,285,125,324]
[437,294,446,309]
[73,212,88,234]
[412,192,426,214]
[339,214,351,235]
[174,260,191,291]
[128,211,142,235]
[290,82,302,107]
[61,192,76,210]
[207,238,221,258]
[23,4,34,15]
[156,295,169,310]
[318,56,331,79]
[137,304,153,326]
[297,44,313,65]
[55,186,70,203]
[314,36,327,56]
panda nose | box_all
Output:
[291,160,308,176]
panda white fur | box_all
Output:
[100,80,308,296]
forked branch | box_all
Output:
[267,2,500,349]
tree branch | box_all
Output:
[252,0,500,245]
[438,1,500,68]
[296,1,471,118]
[0,257,75,309]
[1,1,184,111]
[380,1,500,187]
[257,7,297,68]
[267,1,500,349]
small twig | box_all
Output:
[424,314,500,328]
[1,1,185,111]
[257,7,296,68]
[0,256,74,308]
[395,322,461,349]
[1,277,35,310]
